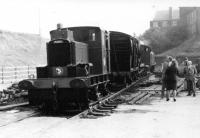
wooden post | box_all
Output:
[1,66,3,84]
[14,67,17,81]
[28,65,29,78]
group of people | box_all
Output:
[161,56,197,102]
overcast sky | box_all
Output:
[0,0,199,38]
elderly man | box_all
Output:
[184,61,197,96]
[161,56,173,98]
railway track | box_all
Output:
[0,74,152,125]
[0,75,183,125]
[73,77,184,119]
[71,74,157,119]
[0,102,29,111]
[0,105,40,127]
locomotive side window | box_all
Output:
[89,30,96,41]
[70,29,96,42]
[145,47,149,52]
[73,30,89,42]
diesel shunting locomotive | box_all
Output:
[19,24,155,111]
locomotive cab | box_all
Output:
[68,26,111,75]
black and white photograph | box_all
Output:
[0,0,199,137]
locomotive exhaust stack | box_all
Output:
[57,23,63,30]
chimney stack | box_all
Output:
[169,7,172,20]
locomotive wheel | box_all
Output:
[132,72,137,81]
[123,77,128,87]
[78,102,89,110]
[123,75,132,87]
[88,86,99,101]
[105,82,112,93]
[99,83,109,96]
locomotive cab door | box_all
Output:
[132,40,138,69]
[101,30,110,74]
[130,39,134,70]
[105,31,111,73]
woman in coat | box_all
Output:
[165,59,179,101]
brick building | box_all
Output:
[150,7,200,36]
[179,7,200,36]
[150,7,179,28]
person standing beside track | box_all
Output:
[184,61,197,97]
[161,56,173,99]
[183,57,189,66]
[182,57,189,91]
[165,59,179,102]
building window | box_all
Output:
[172,21,177,26]
[162,21,168,27]
[158,22,162,27]
[153,22,159,28]
[192,25,196,35]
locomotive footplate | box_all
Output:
[19,74,110,111]
[19,74,110,89]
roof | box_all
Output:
[109,31,132,37]
[67,26,101,30]
[153,9,179,21]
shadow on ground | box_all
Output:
[113,108,158,114]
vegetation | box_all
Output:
[140,25,188,54]
[0,30,47,66]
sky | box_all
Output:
[0,0,199,38]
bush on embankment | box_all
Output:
[0,30,47,66]
[140,25,188,54]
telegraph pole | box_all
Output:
[38,8,41,36]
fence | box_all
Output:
[0,66,36,84]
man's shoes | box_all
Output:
[187,93,191,96]
[166,98,169,101]
[193,94,196,97]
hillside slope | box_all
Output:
[157,35,200,57]
[0,30,47,66]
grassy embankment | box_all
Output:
[0,30,47,66]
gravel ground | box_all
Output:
[0,90,199,138]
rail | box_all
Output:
[0,66,36,84]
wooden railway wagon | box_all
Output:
[19,26,110,111]
[109,31,140,84]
